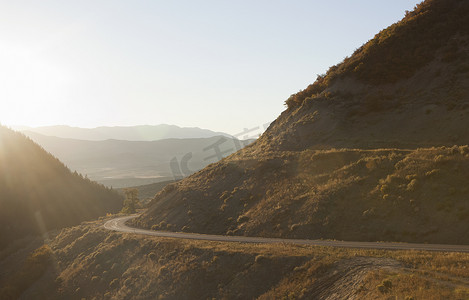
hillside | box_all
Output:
[0,126,123,249]
[261,0,469,151]
[1,220,467,300]
[23,132,254,188]
[18,124,232,141]
[135,0,469,244]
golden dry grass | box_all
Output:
[135,146,469,246]
[2,220,467,299]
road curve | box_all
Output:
[104,215,469,253]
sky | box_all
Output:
[0,0,422,135]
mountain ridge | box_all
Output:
[134,0,469,245]
[15,124,233,141]
[23,131,255,188]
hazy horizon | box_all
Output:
[10,123,268,139]
[10,123,233,131]
[1,0,421,134]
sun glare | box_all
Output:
[1,43,72,127]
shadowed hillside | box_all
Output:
[135,0,469,245]
[0,126,123,249]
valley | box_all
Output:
[22,129,254,188]
[2,0,469,299]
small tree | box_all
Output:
[121,188,139,214]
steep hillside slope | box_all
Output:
[255,0,469,152]
[135,0,469,244]
[135,147,469,244]
[1,220,467,300]
[0,126,123,249]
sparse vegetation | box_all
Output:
[286,0,469,108]
[134,0,469,248]
[135,147,469,245]
[2,221,467,299]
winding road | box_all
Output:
[104,215,469,253]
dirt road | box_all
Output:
[104,215,469,253]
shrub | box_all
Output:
[148,252,157,260]
[255,255,267,264]
[109,278,119,289]
[237,215,249,223]
[377,284,388,294]
[407,179,418,191]
[382,279,392,289]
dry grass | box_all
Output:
[285,0,469,108]
[357,269,469,300]
[3,220,466,299]
[2,219,468,299]
[135,146,469,245]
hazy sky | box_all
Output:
[0,0,421,135]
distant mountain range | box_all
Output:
[15,124,232,141]
[23,131,254,188]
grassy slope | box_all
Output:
[0,126,123,249]
[261,0,469,152]
[285,0,469,108]
[136,0,469,244]
[134,147,469,244]
[1,221,467,300]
